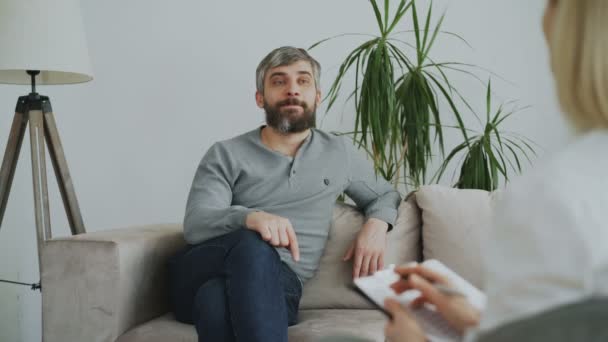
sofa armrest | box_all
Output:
[41,224,186,342]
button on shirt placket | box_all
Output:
[289,159,298,187]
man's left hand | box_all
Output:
[343,217,389,278]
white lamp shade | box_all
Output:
[0,0,93,85]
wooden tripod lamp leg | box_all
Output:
[0,110,28,229]
[43,109,86,235]
[28,110,52,256]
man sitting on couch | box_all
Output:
[168,46,401,342]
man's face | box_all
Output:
[256,60,321,134]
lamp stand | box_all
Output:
[0,70,86,290]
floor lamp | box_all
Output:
[0,0,93,290]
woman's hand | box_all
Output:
[391,265,481,333]
[383,298,426,342]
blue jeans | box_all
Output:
[168,229,302,342]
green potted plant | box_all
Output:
[311,0,535,192]
[434,81,537,191]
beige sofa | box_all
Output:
[40,185,493,342]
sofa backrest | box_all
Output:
[300,185,495,310]
[416,185,495,289]
[300,195,421,310]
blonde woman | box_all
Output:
[383,0,608,341]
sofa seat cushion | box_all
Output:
[289,309,387,341]
[116,310,387,342]
[116,313,193,342]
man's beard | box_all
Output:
[264,98,316,134]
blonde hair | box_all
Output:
[550,0,608,131]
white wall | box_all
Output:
[0,1,567,341]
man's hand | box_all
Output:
[343,217,388,278]
[245,211,300,262]
[390,265,480,333]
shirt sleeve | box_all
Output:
[183,142,256,244]
[342,137,401,227]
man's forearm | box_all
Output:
[362,191,401,227]
[363,217,390,232]
[183,204,255,244]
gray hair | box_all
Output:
[256,46,321,94]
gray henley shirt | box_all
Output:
[184,126,401,282]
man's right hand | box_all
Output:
[245,211,300,262]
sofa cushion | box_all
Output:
[116,310,387,342]
[289,309,387,342]
[299,196,421,310]
[415,185,494,289]
[115,313,194,342]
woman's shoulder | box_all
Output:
[491,130,608,235]
[504,131,608,200]
[547,130,608,174]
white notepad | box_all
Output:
[353,259,486,342]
